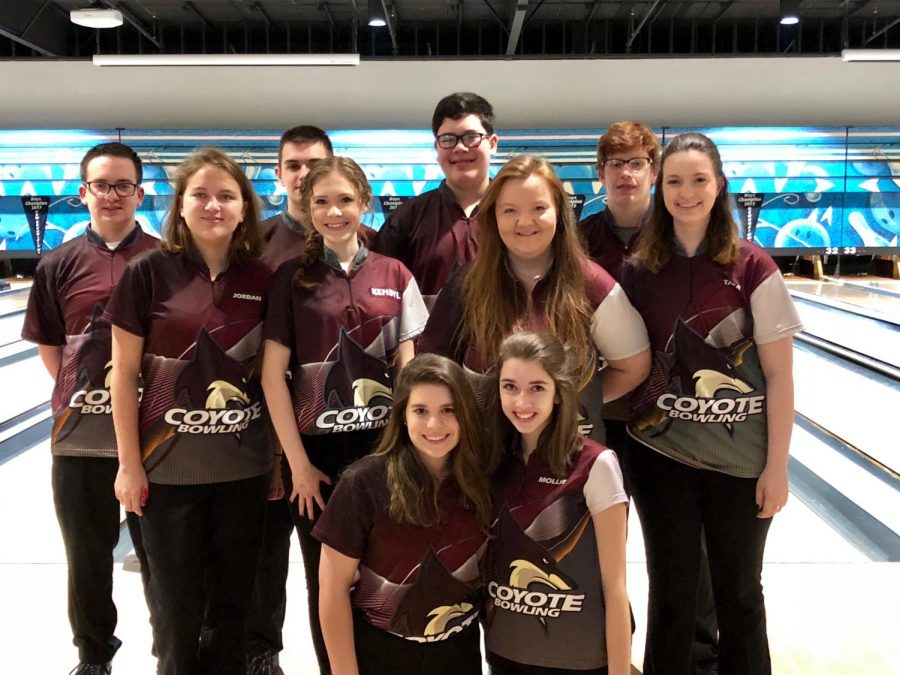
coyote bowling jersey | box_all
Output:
[263,244,428,436]
[22,226,158,457]
[621,241,803,478]
[484,438,627,670]
[313,454,486,642]
[105,249,272,485]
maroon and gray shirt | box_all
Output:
[105,248,272,485]
[484,438,627,670]
[578,208,644,282]
[263,244,428,437]
[313,454,486,642]
[371,181,479,310]
[21,225,158,458]
[621,240,803,478]
[418,259,649,441]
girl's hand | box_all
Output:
[115,463,149,516]
[289,459,333,519]
[756,462,788,519]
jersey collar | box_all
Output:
[84,223,143,252]
[319,241,369,273]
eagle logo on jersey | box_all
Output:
[390,548,478,642]
[325,327,393,409]
[314,328,393,432]
[486,506,585,628]
[174,329,248,410]
[633,318,763,434]
[147,328,261,468]
[670,319,753,399]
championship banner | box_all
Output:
[378,195,410,215]
[735,193,764,243]
[568,194,586,220]
[21,196,51,255]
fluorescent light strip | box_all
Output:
[92,53,360,67]
[841,49,900,62]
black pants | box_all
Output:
[290,429,383,675]
[488,652,608,674]
[355,612,482,675]
[140,474,268,675]
[51,455,123,664]
[612,421,719,673]
[246,457,295,656]
[625,439,771,675]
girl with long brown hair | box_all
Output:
[622,132,802,675]
[483,331,630,675]
[313,353,490,675]
[261,156,428,672]
[106,148,271,673]
[419,154,650,443]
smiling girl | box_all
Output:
[106,148,271,674]
[419,154,650,444]
[312,353,490,675]
[261,156,428,672]
[621,133,803,675]
[483,331,630,675]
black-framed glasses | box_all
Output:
[435,131,489,150]
[84,181,140,197]
[600,157,652,173]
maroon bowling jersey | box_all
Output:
[483,438,627,670]
[22,225,158,458]
[263,245,428,436]
[105,248,272,485]
[371,182,478,309]
[621,241,802,477]
[259,211,307,272]
[418,259,648,442]
[260,210,378,273]
[578,208,643,282]
[313,454,487,642]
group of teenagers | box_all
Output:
[24,91,803,675]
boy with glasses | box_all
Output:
[579,121,659,280]
[372,92,498,309]
[22,142,158,675]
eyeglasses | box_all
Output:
[600,157,652,173]
[84,181,141,197]
[435,131,490,150]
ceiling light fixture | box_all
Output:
[92,53,361,66]
[70,1,124,29]
[779,0,800,26]
[841,49,900,62]
[368,0,387,27]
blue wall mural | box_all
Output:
[1,126,898,257]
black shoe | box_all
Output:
[69,663,112,675]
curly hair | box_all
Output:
[291,156,372,289]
